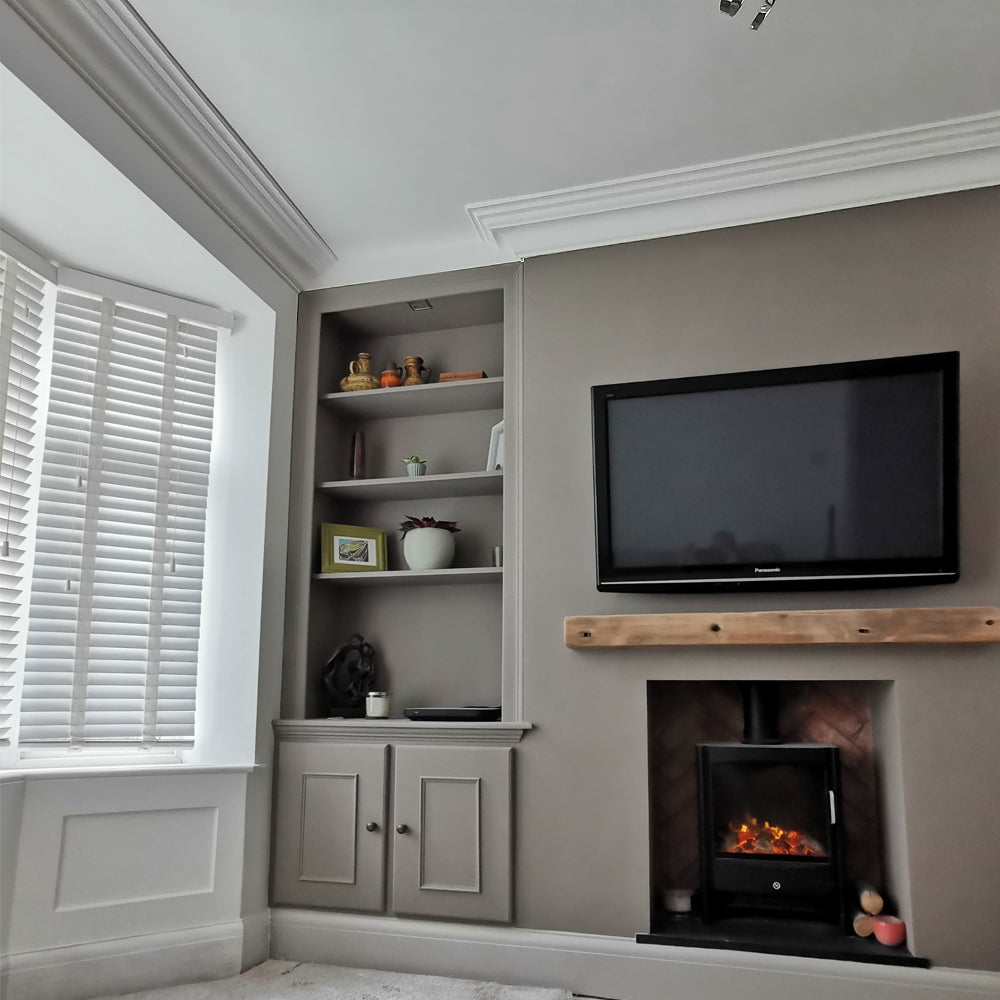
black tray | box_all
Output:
[403,706,501,722]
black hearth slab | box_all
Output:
[637,914,929,967]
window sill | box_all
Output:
[0,761,260,781]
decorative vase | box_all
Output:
[349,431,366,479]
[340,352,379,392]
[402,355,431,386]
[405,462,427,477]
[402,527,455,570]
[380,363,402,388]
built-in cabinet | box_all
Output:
[272,737,513,923]
[273,265,528,923]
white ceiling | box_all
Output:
[3,2,1000,294]
[125,0,1000,286]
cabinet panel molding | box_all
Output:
[299,773,358,884]
[419,777,482,893]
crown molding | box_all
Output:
[5,0,336,289]
[468,112,1000,258]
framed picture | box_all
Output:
[486,419,504,471]
[320,523,387,573]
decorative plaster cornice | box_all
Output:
[468,112,1000,259]
[5,0,337,289]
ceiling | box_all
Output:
[126,0,1000,287]
[3,1,1000,294]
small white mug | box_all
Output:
[365,692,390,718]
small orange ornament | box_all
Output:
[380,362,402,388]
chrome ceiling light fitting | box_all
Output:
[751,0,777,30]
[720,0,778,30]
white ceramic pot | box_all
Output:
[402,527,455,570]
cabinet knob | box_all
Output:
[396,823,409,835]
[365,821,379,832]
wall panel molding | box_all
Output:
[54,806,219,911]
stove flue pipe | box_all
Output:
[741,680,783,744]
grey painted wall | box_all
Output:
[514,187,1000,971]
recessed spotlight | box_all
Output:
[407,299,433,312]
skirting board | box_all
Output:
[270,908,1000,1000]
[241,909,271,971]
[1,918,247,1000]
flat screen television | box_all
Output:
[591,351,959,592]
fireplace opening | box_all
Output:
[639,679,927,967]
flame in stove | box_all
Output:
[723,815,826,856]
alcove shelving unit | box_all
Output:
[281,264,524,727]
[564,606,1000,649]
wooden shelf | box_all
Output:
[319,376,503,419]
[315,567,502,586]
[317,470,502,501]
[564,607,1000,649]
[273,718,531,746]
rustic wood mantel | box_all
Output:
[564,607,1000,649]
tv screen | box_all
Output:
[591,352,959,592]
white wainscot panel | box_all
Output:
[8,772,246,954]
[56,807,218,911]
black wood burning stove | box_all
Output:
[696,682,847,929]
[697,741,846,927]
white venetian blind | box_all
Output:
[0,252,49,745]
[19,284,220,745]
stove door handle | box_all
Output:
[829,790,837,825]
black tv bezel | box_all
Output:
[591,351,960,593]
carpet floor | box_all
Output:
[94,960,573,1000]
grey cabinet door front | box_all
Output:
[272,741,388,910]
[391,745,512,922]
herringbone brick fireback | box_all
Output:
[648,680,883,909]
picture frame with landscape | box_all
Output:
[320,523,387,573]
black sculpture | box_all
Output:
[322,634,376,717]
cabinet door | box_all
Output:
[391,745,511,922]
[272,741,388,911]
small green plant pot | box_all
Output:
[405,462,427,477]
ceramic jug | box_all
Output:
[402,355,431,386]
[340,352,379,392]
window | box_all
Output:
[0,248,232,753]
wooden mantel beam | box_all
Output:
[564,607,1000,649]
